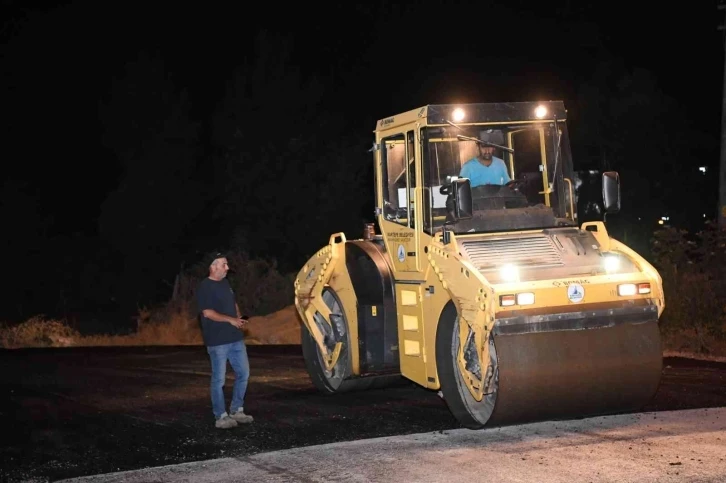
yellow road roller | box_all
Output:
[294,101,664,429]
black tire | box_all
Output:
[436,305,498,429]
[300,287,359,394]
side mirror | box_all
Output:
[452,177,473,220]
[602,171,620,213]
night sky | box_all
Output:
[1,1,724,324]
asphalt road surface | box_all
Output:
[61,408,726,483]
[1,345,725,482]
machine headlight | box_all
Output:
[452,108,465,122]
[500,264,519,282]
[602,252,639,274]
[617,283,651,296]
[603,254,621,273]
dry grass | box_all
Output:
[661,328,726,362]
[0,316,81,349]
[243,305,302,345]
[1,300,724,363]
[0,302,202,349]
[0,302,303,349]
[2,307,724,364]
[78,315,204,347]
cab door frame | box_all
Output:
[378,126,423,279]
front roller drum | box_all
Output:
[437,314,662,428]
[489,319,662,426]
[301,287,402,394]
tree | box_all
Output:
[571,62,718,254]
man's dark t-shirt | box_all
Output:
[196,278,244,347]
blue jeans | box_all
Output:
[206,340,249,419]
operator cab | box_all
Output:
[420,103,576,235]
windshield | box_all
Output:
[421,122,575,235]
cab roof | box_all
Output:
[374,100,567,133]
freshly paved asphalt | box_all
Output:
[60,407,726,483]
[1,345,725,482]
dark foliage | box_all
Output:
[0,2,721,331]
[651,224,726,352]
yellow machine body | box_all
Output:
[294,101,664,428]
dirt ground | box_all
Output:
[1,345,725,482]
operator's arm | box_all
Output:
[460,160,480,187]
[502,169,511,184]
[197,281,245,328]
[498,159,511,184]
[202,309,239,324]
[202,309,245,329]
[459,161,470,179]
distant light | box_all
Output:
[534,105,548,119]
[699,166,707,174]
[658,220,664,225]
[661,216,669,221]
[703,214,707,218]
[452,108,465,122]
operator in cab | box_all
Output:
[459,130,511,187]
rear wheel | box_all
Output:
[436,309,498,429]
[301,287,358,394]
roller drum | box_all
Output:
[487,319,662,426]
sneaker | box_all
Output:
[230,408,254,424]
[215,413,238,429]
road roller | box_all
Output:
[293,101,664,428]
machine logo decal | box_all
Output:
[397,244,406,262]
[567,283,585,303]
[553,279,589,287]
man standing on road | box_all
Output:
[196,251,254,429]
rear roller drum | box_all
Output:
[301,287,362,394]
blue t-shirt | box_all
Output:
[460,156,511,187]
[196,277,244,347]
